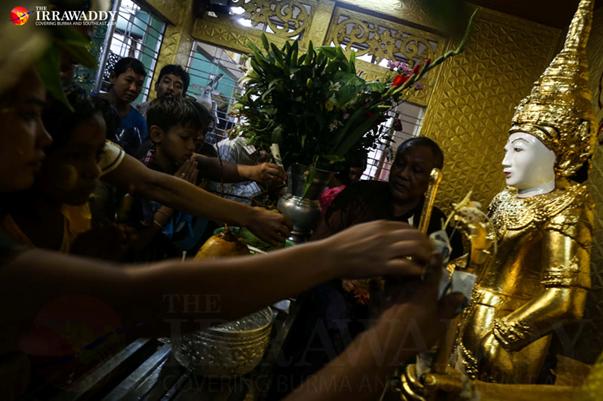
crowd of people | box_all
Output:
[0,15,465,401]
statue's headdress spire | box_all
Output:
[510,0,596,178]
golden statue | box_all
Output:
[453,0,597,384]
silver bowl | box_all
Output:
[173,307,274,377]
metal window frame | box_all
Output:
[94,0,167,102]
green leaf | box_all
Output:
[305,41,314,65]
[348,51,356,74]
[261,33,270,51]
[318,46,338,58]
[291,41,299,66]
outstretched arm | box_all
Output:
[1,220,433,339]
[195,154,285,186]
[284,261,464,401]
[102,152,289,244]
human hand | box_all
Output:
[174,157,199,184]
[378,259,466,353]
[245,206,291,245]
[319,220,435,279]
[246,162,286,186]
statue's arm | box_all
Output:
[492,197,593,352]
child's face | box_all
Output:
[37,113,106,205]
[159,124,197,168]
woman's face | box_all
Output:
[36,113,106,205]
[388,145,436,204]
[0,69,52,192]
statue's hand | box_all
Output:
[477,332,513,382]
[452,205,496,267]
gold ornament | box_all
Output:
[509,0,596,178]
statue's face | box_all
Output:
[502,132,556,190]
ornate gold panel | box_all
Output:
[191,0,317,53]
[421,8,560,213]
[230,0,315,38]
[325,5,445,106]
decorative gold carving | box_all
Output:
[325,6,444,105]
[191,0,316,52]
[327,6,441,62]
[421,8,561,212]
[231,0,316,38]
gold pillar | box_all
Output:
[146,0,195,100]
[420,8,561,211]
[301,0,335,47]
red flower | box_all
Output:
[412,58,431,76]
[391,74,409,88]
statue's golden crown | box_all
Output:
[510,0,596,178]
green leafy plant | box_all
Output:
[234,10,476,172]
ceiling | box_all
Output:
[470,0,603,28]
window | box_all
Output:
[186,41,246,144]
[362,102,425,180]
[96,0,166,104]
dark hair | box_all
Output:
[156,64,190,95]
[147,96,212,134]
[395,136,444,169]
[336,149,368,184]
[111,57,146,78]
[91,96,120,142]
[43,86,102,149]
[190,98,214,132]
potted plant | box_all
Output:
[233,13,474,241]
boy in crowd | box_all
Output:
[128,97,218,260]
[137,64,189,117]
[95,57,148,155]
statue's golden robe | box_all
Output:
[456,180,593,383]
